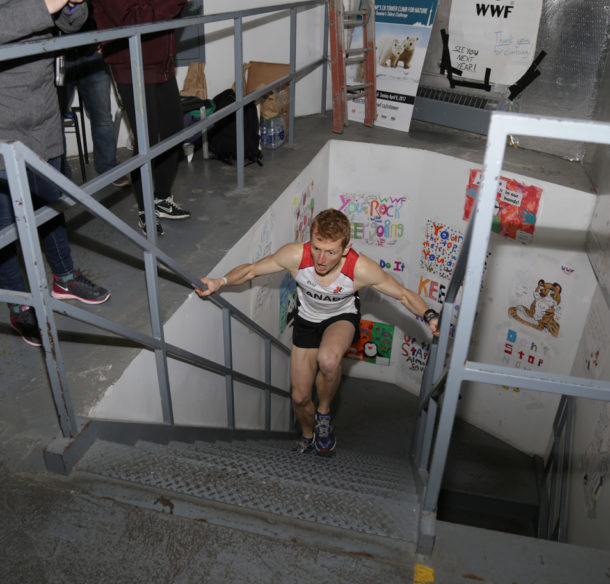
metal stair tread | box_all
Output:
[177,439,417,494]
[155,440,417,501]
[76,439,420,541]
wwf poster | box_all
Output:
[448,0,543,85]
[347,0,439,132]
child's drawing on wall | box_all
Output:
[508,279,561,337]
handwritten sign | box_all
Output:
[448,0,543,85]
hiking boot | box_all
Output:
[9,306,42,347]
[314,411,336,455]
[293,436,314,454]
[155,195,191,220]
[139,212,164,236]
[52,271,111,305]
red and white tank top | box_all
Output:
[294,242,359,323]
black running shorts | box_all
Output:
[292,312,361,349]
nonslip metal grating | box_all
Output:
[77,439,420,542]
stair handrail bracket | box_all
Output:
[413,111,610,555]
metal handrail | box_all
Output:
[0,1,328,443]
[538,395,574,541]
[412,112,610,556]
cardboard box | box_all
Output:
[244,61,290,133]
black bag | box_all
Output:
[208,88,262,166]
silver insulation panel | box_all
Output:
[419,0,610,161]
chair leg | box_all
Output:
[76,91,89,164]
[70,108,87,182]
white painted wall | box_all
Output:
[90,141,331,428]
[568,287,610,551]
[93,139,599,463]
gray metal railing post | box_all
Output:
[234,16,245,189]
[223,307,236,428]
[3,150,78,437]
[128,34,174,423]
[265,338,272,431]
[289,7,297,145]
[321,1,329,114]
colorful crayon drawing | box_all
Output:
[344,319,395,365]
[508,278,561,338]
[294,182,315,242]
[278,273,298,336]
[463,169,542,244]
[420,219,464,279]
[401,334,431,374]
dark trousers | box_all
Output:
[0,157,74,294]
[116,77,183,211]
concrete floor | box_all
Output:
[1,112,608,582]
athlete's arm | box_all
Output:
[196,242,303,298]
[354,254,439,335]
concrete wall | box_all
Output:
[565,49,610,553]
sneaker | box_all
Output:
[155,195,191,220]
[9,306,42,347]
[52,271,111,305]
[293,436,314,454]
[112,176,130,188]
[314,412,336,455]
[138,212,164,236]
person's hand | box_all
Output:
[428,317,440,337]
[195,277,223,298]
[45,0,83,15]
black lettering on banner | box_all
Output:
[475,3,514,18]
[376,90,415,105]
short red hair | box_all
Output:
[310,209,350,248]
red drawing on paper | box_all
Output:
[463,169,542,244]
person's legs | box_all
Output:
[289,345,320,440]
[149,79,190,220]
[315,319,358,414]
[74,52,118,175]
[116,82,145,212]
[0,172,27,293]
[31,157,74,278]
[151,78,182,198]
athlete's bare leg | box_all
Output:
[290,345,319,438]
[315,320,357,415]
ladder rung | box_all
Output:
[345,47,370,57]
[344,10,370,18]
[345,83,372,94]
[345,56,365,65]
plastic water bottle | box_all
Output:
[260,118,270,149]
[261,116,285,149]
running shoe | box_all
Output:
[314,411,336,455]
[9,306,42,347]
[52,271,111,305]
[293,435,314,454]
[139,212,164,236]
[155,195,191,220]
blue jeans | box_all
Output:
[61,50,118,175]
[0,157,74,293]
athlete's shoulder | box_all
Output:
[273,241,305,271]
